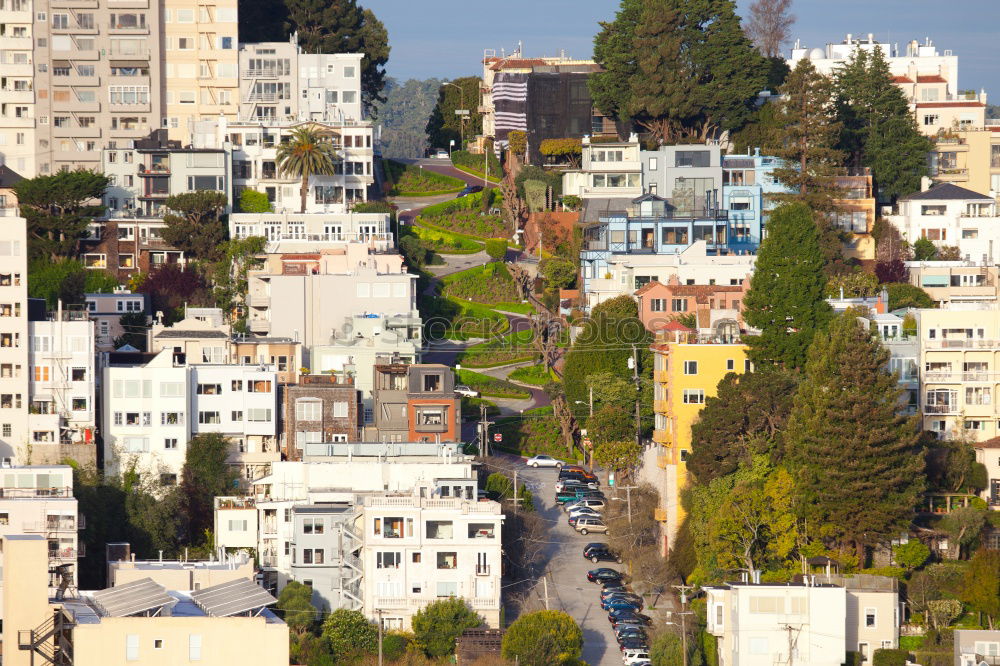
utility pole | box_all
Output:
[376,608,384,666]
[504,470,523,516]
[589,385,594,417]
[478,403,493,457]
[672,584,697,666]
[542,574,549,610]
[630,344,641,449]
[616,485,638,525]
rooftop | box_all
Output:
[154,330,230,339]
[0,164,25,188]
[902,183,995,201]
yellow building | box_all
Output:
[2,534,289,666]
[163,0,240,142]
[930,128,1000,197]
[649,325,748,555]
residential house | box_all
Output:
[0,215,28,462]
[888,183,1000,264]
[973,438,1000,511]
[230,210,393,253]
[907,261,1000,306]
[706,574,899,665]
[284,374,360,459]
[721,150,787,254]
[102,349,279,486]
[480,47,607,159]
[363,492,503,630]
[84,290,149,352]
[27,302,98,466]
[562,137,643,201]
[928,128,1000,196]
[0,465,81,618]
[108,545,255,589]
[635,276,748,334]
[372,363,461,443]
[2,535,288,666]
[238,37,364,123]
[955,629,1000,666]
[830,167,876,261]
[645,327,749,554]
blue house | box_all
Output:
[721,149,791,253]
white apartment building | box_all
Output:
[0,0,37,176]
[238,37,363,123]
[246,246,419,358]
[562,135,643,201]
[706,576,898,665]
[230,211,392,253]
[887,183,999,263]
[102,349,278,486]
[0,216,28,462]
[0,464,81,617]
[27,305,97,462]
[788,34,985,137]
[163,0,239,142]
[583,241,756,310]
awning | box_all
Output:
[52,60,70,68]
[109,60,148,68]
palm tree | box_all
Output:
[275,126,338,213]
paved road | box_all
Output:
[517,463,627,666]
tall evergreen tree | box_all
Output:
[284,0,389,113]
[833,47,933,203]
[771,58,845,212]
[742,203,832,370]
[785,311,924,561]
[425,77,483,150]
[589,0,644,130]
[14,170,109,261]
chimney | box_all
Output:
[921,176,932,192]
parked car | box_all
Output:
[558,465,587,475]
[454,385,479,398]
[526,454,563,468]
[602,594,643,611]
[555,478,600,492]
[619,638,649,653]
[556,489,586,504]
[600,585,629,599]
[456,184,483,197]
[605,598,642,613]
[559,469,598,484]
[575,517,608,535]
[568,504,601,518]
[568,511,600,527]
[609,611,652,627]
[583,544,621,564]
[433,149,449,159]
[586,568,622,584]
[565,498,607,513]
[623,649,652,664]
[615,627,648,644]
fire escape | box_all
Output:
[18,607,75,666]
[340,524,363,611]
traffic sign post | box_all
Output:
[608,472,615,488]
[493,433,502,443]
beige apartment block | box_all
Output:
[31,0,163,175]
[0,216,28,461]
[163,0,239,143]
[0,0,38,176]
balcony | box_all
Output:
[0,88,33,104]
[247,293,269,307]
[923,404,957,415]
[653,399,669,413]
[261,554,277,567]
[652,430,672,445]
[243,69,281,79]
[373,597,410,609]
[0,36,32,51]
[654,507,668,522]
[475,564,491,576]
[653,369,669,383]
[925,338,1000,349]
[470,598,498,610]
[138,163,170,176]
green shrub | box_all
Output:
[441,263,520,304]
[351,200,397,216]
[515,165,562,199]
[238,188,272,213]
[562,195,582,211]
[872,648,909,666]
[484,238,508,261]
[524,179,549,212]
[898,635,924,650]
[457,330,536,367]
[406,225,482,254]
[455,369,530,399]
[451,150,500,179]
[418,212,507,239]
[384,159,465,195]
[509,365,554,386]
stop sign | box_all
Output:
[493,433,502,442]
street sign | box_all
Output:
[583,438,592,449]
[608,472,615,487]
[454,109,470,115]
[493,433,502,442]
[449,139,455,146]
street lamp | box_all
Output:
[442,81,466,152]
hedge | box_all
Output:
[420,189,498,218]
[456,369,531,399]
[457,329,536,368]
[404,225,483,255]
[384,159,465,196]
[509,365,556,386]
[440,263,520,305]
[451,150,501,181]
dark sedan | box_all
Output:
[586,568,622,584]
[609,611,653,627]
[456,184,484,198]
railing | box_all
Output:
[23,519,78,531]
[0,487,73,498]
[925,339,1000,349]
[50,546,80,559]
[215,497,255,510]
[373,597,410,609]
[475,564,490,576]
[923,404,957,414]
[243,69,281,78]
[261,554,277,567]
[246,93,278,102]
[470,598,498,609]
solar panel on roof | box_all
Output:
[190,578,276,617]
[92,577,175,617]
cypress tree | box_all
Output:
[742,203,833,370]
[771,59,845,212]
[785,311,924,561]
[589,0,643,129]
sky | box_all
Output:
[362,0,1000,98]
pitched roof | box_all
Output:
[892,76,914,84]
[0,165,24,188]
[901,183,994,202]
[916,75,947,83]
[661,320,693,332]
[975,436,1000,449]
[915,101,984,108]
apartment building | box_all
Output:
[27,302,97,466]
[721,150,786,253]
[238,37,363,123]
[162,0,239,142]
[705,575,898,665]
[102,349,279,485]
[283,374,360,459]
[0,216,28,462]
[955,629,1000,666]
[0,0,37,176]
[84,289,147,351]
[224,117,375,212]
[635,276,748,334]
[918,307,1000,441]
[926,128,1000,197]
[108,546,254,589]
[246,246,419,356]
[371,363,462,443]
[230,210,392,253]
[3,535,288,666]
[363,493,503,630]
[888,183,1000,263]
[646,328,749,554]
[0,465,80,617]
[907,261,1000,306]
[24,0,163,176]
[214,443,477,608]
[562,136,643,201]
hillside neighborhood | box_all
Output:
[0,0,999,664]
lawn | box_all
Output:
[441,263,520,305]
[418,189,508,239]
[406,224,483,254]
[451,150,502,183]
[457,329,537,368]
[420,294,509,341]
[509,364,556,386]
[384,159,465,196]
[456,369,531,399]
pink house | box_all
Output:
[635,275,750,333]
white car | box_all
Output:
[563,497,606,513]
[555,478,599,492]
[623,650,651,665]
[454,385,479,398]
[433,149,449,159]
[567,506,601,520]
[525,454,563,468]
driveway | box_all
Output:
[517,463,627,666]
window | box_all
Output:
[161,412,183,425]
[231,411,243,421]
[682,389,705,404]
[331,401,349,418]
[247,380,272,393]
[196,383,222,395]
[649,299,666,312]
[412,552,421,563]
[301,548,324,564]
[974,642,1000,657]
[72,398,87,411]
[865,608,876,628]
[153,639,164,650]
[377,551,401,568]
[296,399,320,421]
[198,411,220,424]
[302,518,324,534]
[126,634,139,661]
[247,408,272,422]
[436,582,458,597]
[160,473,177,486]
[164,438,177,449]
[671,298,688,312]
[726,359,735,371]
[426,521,453,539]
[966,387,992,406]
[675,150,710,168]
[423,374,442,392]
[683,361,698,375]
[436,552,457,569]
[923,114,939,126]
